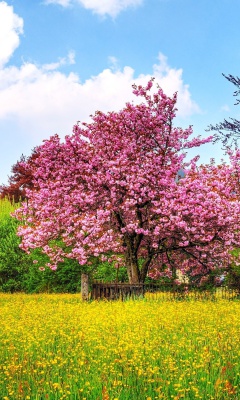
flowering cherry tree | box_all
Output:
[15,81,240,283]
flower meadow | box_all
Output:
[0,294,239,400]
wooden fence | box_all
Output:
[91,282,240,300]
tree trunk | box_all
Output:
[125,251,140,284]
[125,248,153,283]
[139,257,152,283]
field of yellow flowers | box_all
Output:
[0,294,239,400]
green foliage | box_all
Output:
[0,198,84,293]
[24,250,82,293]
[0,199,28,292]
[0,197,17,218]
[92,261,128,283]
[226,248,240,291]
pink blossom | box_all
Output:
[14,80,240,283]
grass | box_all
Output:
[0,293,239,399]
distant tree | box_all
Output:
[0,198,29,292]
[0,149,39,202]
[15,81,240,284]
[207,74,240,147]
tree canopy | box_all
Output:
[15,81,240,283]
[0,149,39,203]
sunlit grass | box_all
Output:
[0,293,239,399]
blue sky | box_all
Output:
[0,0,240,184]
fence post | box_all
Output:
[81,273,89,301]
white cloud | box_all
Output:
[108,55,119,71]
[44,0,143,17]
[44,0,71,7]
[42,50,75,71]
[152,53,200,117]
[220,104,230,112]
[0,4,199,147]
[0,1,23,68]
[0,52,200,142]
